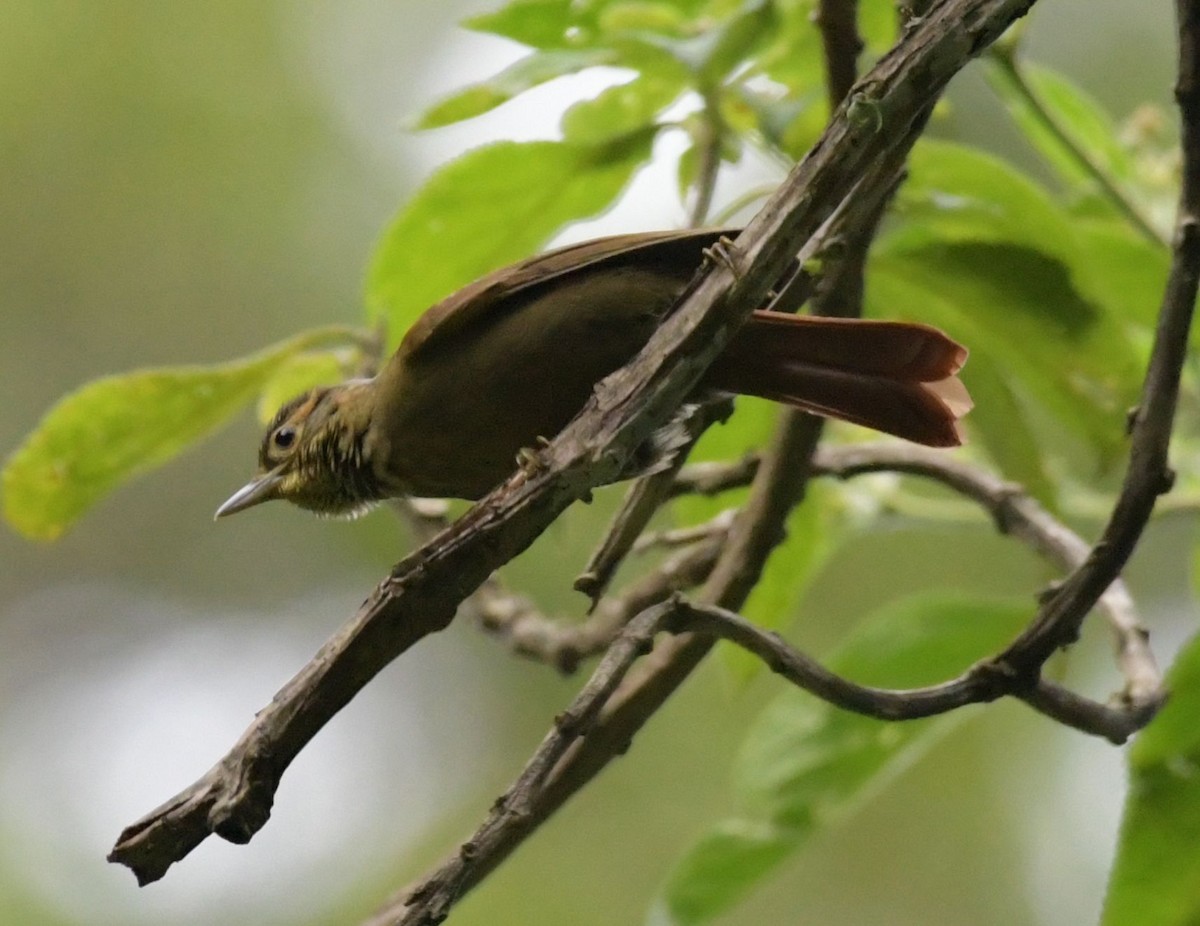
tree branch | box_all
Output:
[809,442,1164,717]
[669,599,1153,742]
[370,2,1040,922]
[815,0,864,110]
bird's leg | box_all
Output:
[702,235,744,279]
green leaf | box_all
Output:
[560,71,684,145]
[695,0,777,84]
[1072,219,1170,329]
[986,56,1137,192]
[732,83,815,157]
[735,596,1029,818]
[880,142,1144,463]
[597,1,691,36]
[858,0,899,51]
[1103,632,1200,926]
[366,137,655,345]
[3,330,347,541]
[416,49,616,129]
[256,350,348,424]
[651,821,800,926]
[465,0,578,49]
[727,482,851,680]
[890,140,1082,267]
[658,595,1029,924]
[870,243,1140,463]
[616,0,776,84]
[753,0,823,94]
[955,351,1056,506]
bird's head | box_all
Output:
[215,381,383,519]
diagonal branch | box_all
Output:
[111,0,1037,886]
[371,2,1040,923]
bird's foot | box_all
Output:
[703,236,744,279]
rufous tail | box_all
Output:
[704,311,972,447]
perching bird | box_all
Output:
[215,228,970,519]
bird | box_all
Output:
[215,228,971,519]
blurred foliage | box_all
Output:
[659,595,1030,923]
[1,0,1196,924]
[1103,630,1200,926]
[4,329,361,540]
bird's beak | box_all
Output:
[214,470,285,519]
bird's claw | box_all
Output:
[703,236,743,279]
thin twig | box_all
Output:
[815,0,864,108]
[670,600,1154,742]
[670,455,761,497]
[480,537,723,673]
[809,443,1164,710]
[986,47,1167,247]
[631,508,735,553]
[573,396,733,606]
[671,441,1164,708]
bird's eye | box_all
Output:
[273,426,297,450]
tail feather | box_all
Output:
[704,311,971,447]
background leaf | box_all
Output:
[416,49,617,129]
[3,331,346,541]
[365,137,655,345]
[255,350,349,424]
[725,481,854,679]
[1102,631,1200,926]
[561,72,685,145]
[986,56,1137,192]
[658,595,1030,924]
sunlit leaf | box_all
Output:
[870,244,1139,463]
[416,49,616,129]
[561,71,685,145]
[256,350,349,424]
[366,137,655,345]
[986,56,1137,191]
[466,0,579,48]
[597,1,690,36]
[1102,632,1200,926]
[890,140,1081,266]
[657,595,1029,923]
[726,482,852,679]
[3,330,347,540]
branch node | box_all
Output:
[1125,404,1140,436]
[969,658,1031,699]
[1036,579,1063,604]
[554,709,589,738]
[573,571,601,597]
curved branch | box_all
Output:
[670,600,1154,743]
